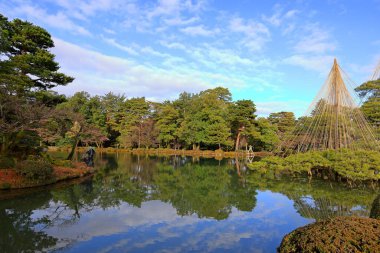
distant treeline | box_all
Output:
[53,89,297,151]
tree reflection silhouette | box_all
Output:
[0,154,378,252]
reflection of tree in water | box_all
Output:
[245,172,377,221]
[152,162,257,220]
[0,192,58,252]
[3,153,377,252]
[89,153,258,220]
[293,196,368,221]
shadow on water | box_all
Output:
[0,152,378,252]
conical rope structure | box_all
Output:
[372,60,380,81]
[280,59,379,154]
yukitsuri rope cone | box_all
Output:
[280,58,379,154]
[372,59,380,81]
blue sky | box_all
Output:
[2,0,380,116]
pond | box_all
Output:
[0,153,379,253]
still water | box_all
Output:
[0,153,379,253]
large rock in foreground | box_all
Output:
[278,216,380,253]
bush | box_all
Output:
[10,130,43,158]
[0,182,11,190]
[15,158,54,181]
[248,149,380,181]
[52,159,73,167]
[0,155,15,169]
[279,217,380,253]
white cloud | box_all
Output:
[103,28,116,34]
[294,24,336,54]
[230,17,269,37]
[229,17,270,51]
[163,16,200,26]
[147,0,183,19]
[282,23,296,35]
[160,41,187,50]
[102,37,138,55]
[283,55,335,73]
[52,38,216,99]
[180,25,220,36]
[207,47,253,65]
[256,101,309,117]
[262,4,299,27]
[146,0,206,20]
[53,0,124,19]
[7,3,91,36]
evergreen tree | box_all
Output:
[155,103,180,148]
[0,14,73,96]
[229,100,257,150]
[355,79,380,130]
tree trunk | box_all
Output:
[1,135,10,155]
[235,131,241,151]
[67,135,79,160]
[138,122,142,148]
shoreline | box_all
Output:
[0,162,94,190]
[48,146,271,158]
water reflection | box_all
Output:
[0,153,378,252]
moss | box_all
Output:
[278,216,380,253]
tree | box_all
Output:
[0,14,73,156]
[117,97,152,148]
[178,87,232,150]
[229,100,257,150]
[155,103,180,148]
[57,92,108,145]
[101,92,126,146]
[355,79,380,130]
[253,118,279,151]
[0,14,73,96]
[268,111,296,141]
[66,121,82,160]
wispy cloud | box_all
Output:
[229,17,270,51]
[3,3,91,36]
[102,37,139,55]
[53,0,124,20]
[163,16,200,26]
[294,23,336,54]
[52,38,215,99]
[283,55,335,73]
[180,25,219,36]
[256,101,309,117]
[262,4,299,27]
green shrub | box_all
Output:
[0,182,11,190]
[10,130,43,158]
[15,158,54,181]
[248,149,380,181]
[0,155,15,169]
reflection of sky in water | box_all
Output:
[3,154,374,252]
[41,191,312,253]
